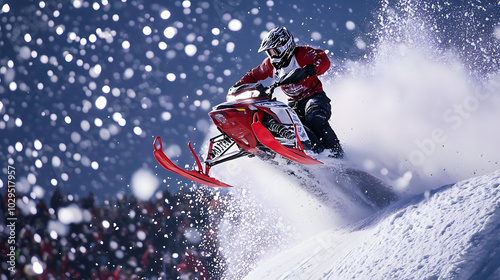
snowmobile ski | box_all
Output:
[153,136,233,188]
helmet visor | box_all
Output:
[265,45,287,58]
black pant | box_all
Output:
[289,92,343,156]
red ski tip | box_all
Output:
[154,136,162,151]
[153,136,233,188]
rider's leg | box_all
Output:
[302,92,344,157]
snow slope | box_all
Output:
[244,170,500,280]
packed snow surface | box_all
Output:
[245,170,500,280]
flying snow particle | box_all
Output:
[94,118,103,127]
[122,40,130,49]
[133,126,142,136]
[355,38,367,49]
[64,53,74,62]
[494,25,500,40]
[212,28,221,35]
[72,0,83,8]
[34,139,43,150]
[95,96,107,110]
[19,46,31,60]
[89,64,102,78]
[123,68,134,80]
[161,112,171,121]
[137,230,147,241]
[15,118,23,127]
[161,10,171,20]
[130,168,159,201]
[102,220,110,228]
[9,82,17,91]
[185,44,197,56]
[61,173,69,181]
[346,20,356,30]
[99,128,110,140]
[143,26,152,36]
[2,4,10,13]
[165,144,182,158]
[108,124,119,135]
[226,42,235,53]
[166,73,176,81]
[32,185,45,198]
[52,156,61,168]
[47,221,67,238]
[58,204,83,224]
[15,142,23,152]
[27,173,37,185]
[158,42,167,50]
[33,262,44,275]
[184,227,202,244]
[112,112,124,123]
[56,25,64,35]
[80,120,90,132]
[311,31,322,41]
[163,27,177,39]
[228,19,242,31]
[115,250,124,259]
[201,100,211,110]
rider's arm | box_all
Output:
[234,58,274,86]
[295,46,330,76]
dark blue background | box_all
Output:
[0,0,498,200]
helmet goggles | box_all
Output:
[265,45,287,58]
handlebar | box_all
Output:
[265,82,281,97]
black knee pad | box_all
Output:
[304,109,330,130]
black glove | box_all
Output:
[303,64,317,76]
[278,64,317,85]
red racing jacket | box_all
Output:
[235,46,330,100]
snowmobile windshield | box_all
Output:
[226,83,268,102]
[226,89,265,102]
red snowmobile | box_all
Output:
[153,76,399,207]
[153,76,326,188]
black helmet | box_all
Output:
[258,26,296,69]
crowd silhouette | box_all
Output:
[1,187,226,280]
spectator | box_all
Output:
[2,188,223,280]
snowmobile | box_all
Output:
[153,73,399,207]
[153,71,326,188]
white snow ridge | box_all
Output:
[245,170,500,280]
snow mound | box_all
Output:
[245,170,500,279]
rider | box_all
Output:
[233,26,344,157]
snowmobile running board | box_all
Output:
[153,136,233,188]
[251,114,323,165]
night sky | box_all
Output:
[0,0,378,200]
[1,0,499,201]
